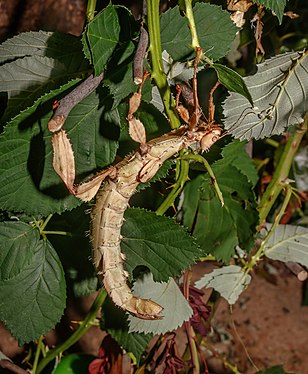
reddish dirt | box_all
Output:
[201,261,308,374]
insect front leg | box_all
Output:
[50,129,116,202]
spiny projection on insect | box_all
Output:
[48,47,223,320]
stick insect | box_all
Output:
[48,48,222,320]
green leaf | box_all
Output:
[182,158,258,261]
[195,265,251,304]
[264,224,308,267]
[252,0,287,24]
[161,3,237,61]
[103,58,136,109]
[0,221,39,280]
[128,274,193,335]
[221,140,259,187]
[0,90,118,215]
[0,31,86,65]
[223,51,308,140]
[121,208,201,282]
[0,239,66,344]
[102,297,153,363]
[183,177,238,261]
[47,206,97,297]
[82,4,120,75]
[0,56,87,124]
[213,63,253,106]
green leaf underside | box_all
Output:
[0,239,66,345]
[0,31,85,64]
[0,222,39,280]
[121,208,201,282]
[182,147,258,261]
[213,63,253,106]
[161,3,237,61]
[223,51,308,140]
[252,0,287,24]
[128,274,193,334]
[0,90,118,215]
[195,265,251,304]
[82,4,120,75]
[264,224,308,267]
[0,31,88,124]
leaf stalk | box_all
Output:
[156,156,190,216]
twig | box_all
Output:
[48,73,104,132]
[133,25,149,84]
[285,262,308,281]
[0,360,28,374]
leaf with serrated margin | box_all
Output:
[47,206,97,297]
[0,239,66,345]
[252,0,287,24]
[82,4,120,75]
[264,224,308,267]
[161,4,237,62]
[195,265,251,304]
[0,31,87,67]
[0,55,88,123]
[0,222,39,280]
[213,63,253,106]
[121,208,201,282]
[182,158,258,261]
[0,90,118,215]
[221,140,259,187]
[101,297,153,363]
[223,51,308,140]
[128,274,193,334]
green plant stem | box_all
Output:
[258,114,308,224]
[35,289,107,374]
[37,214,53,232]
[246,185,293,272]
[43,231,72,236]
[86,0,97,22]
[183,0,200,49]
[183,0,213,66]
[146,0,180,129]
[181,153,224,206]
[32,336,44,373]
[156,157,190,215]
